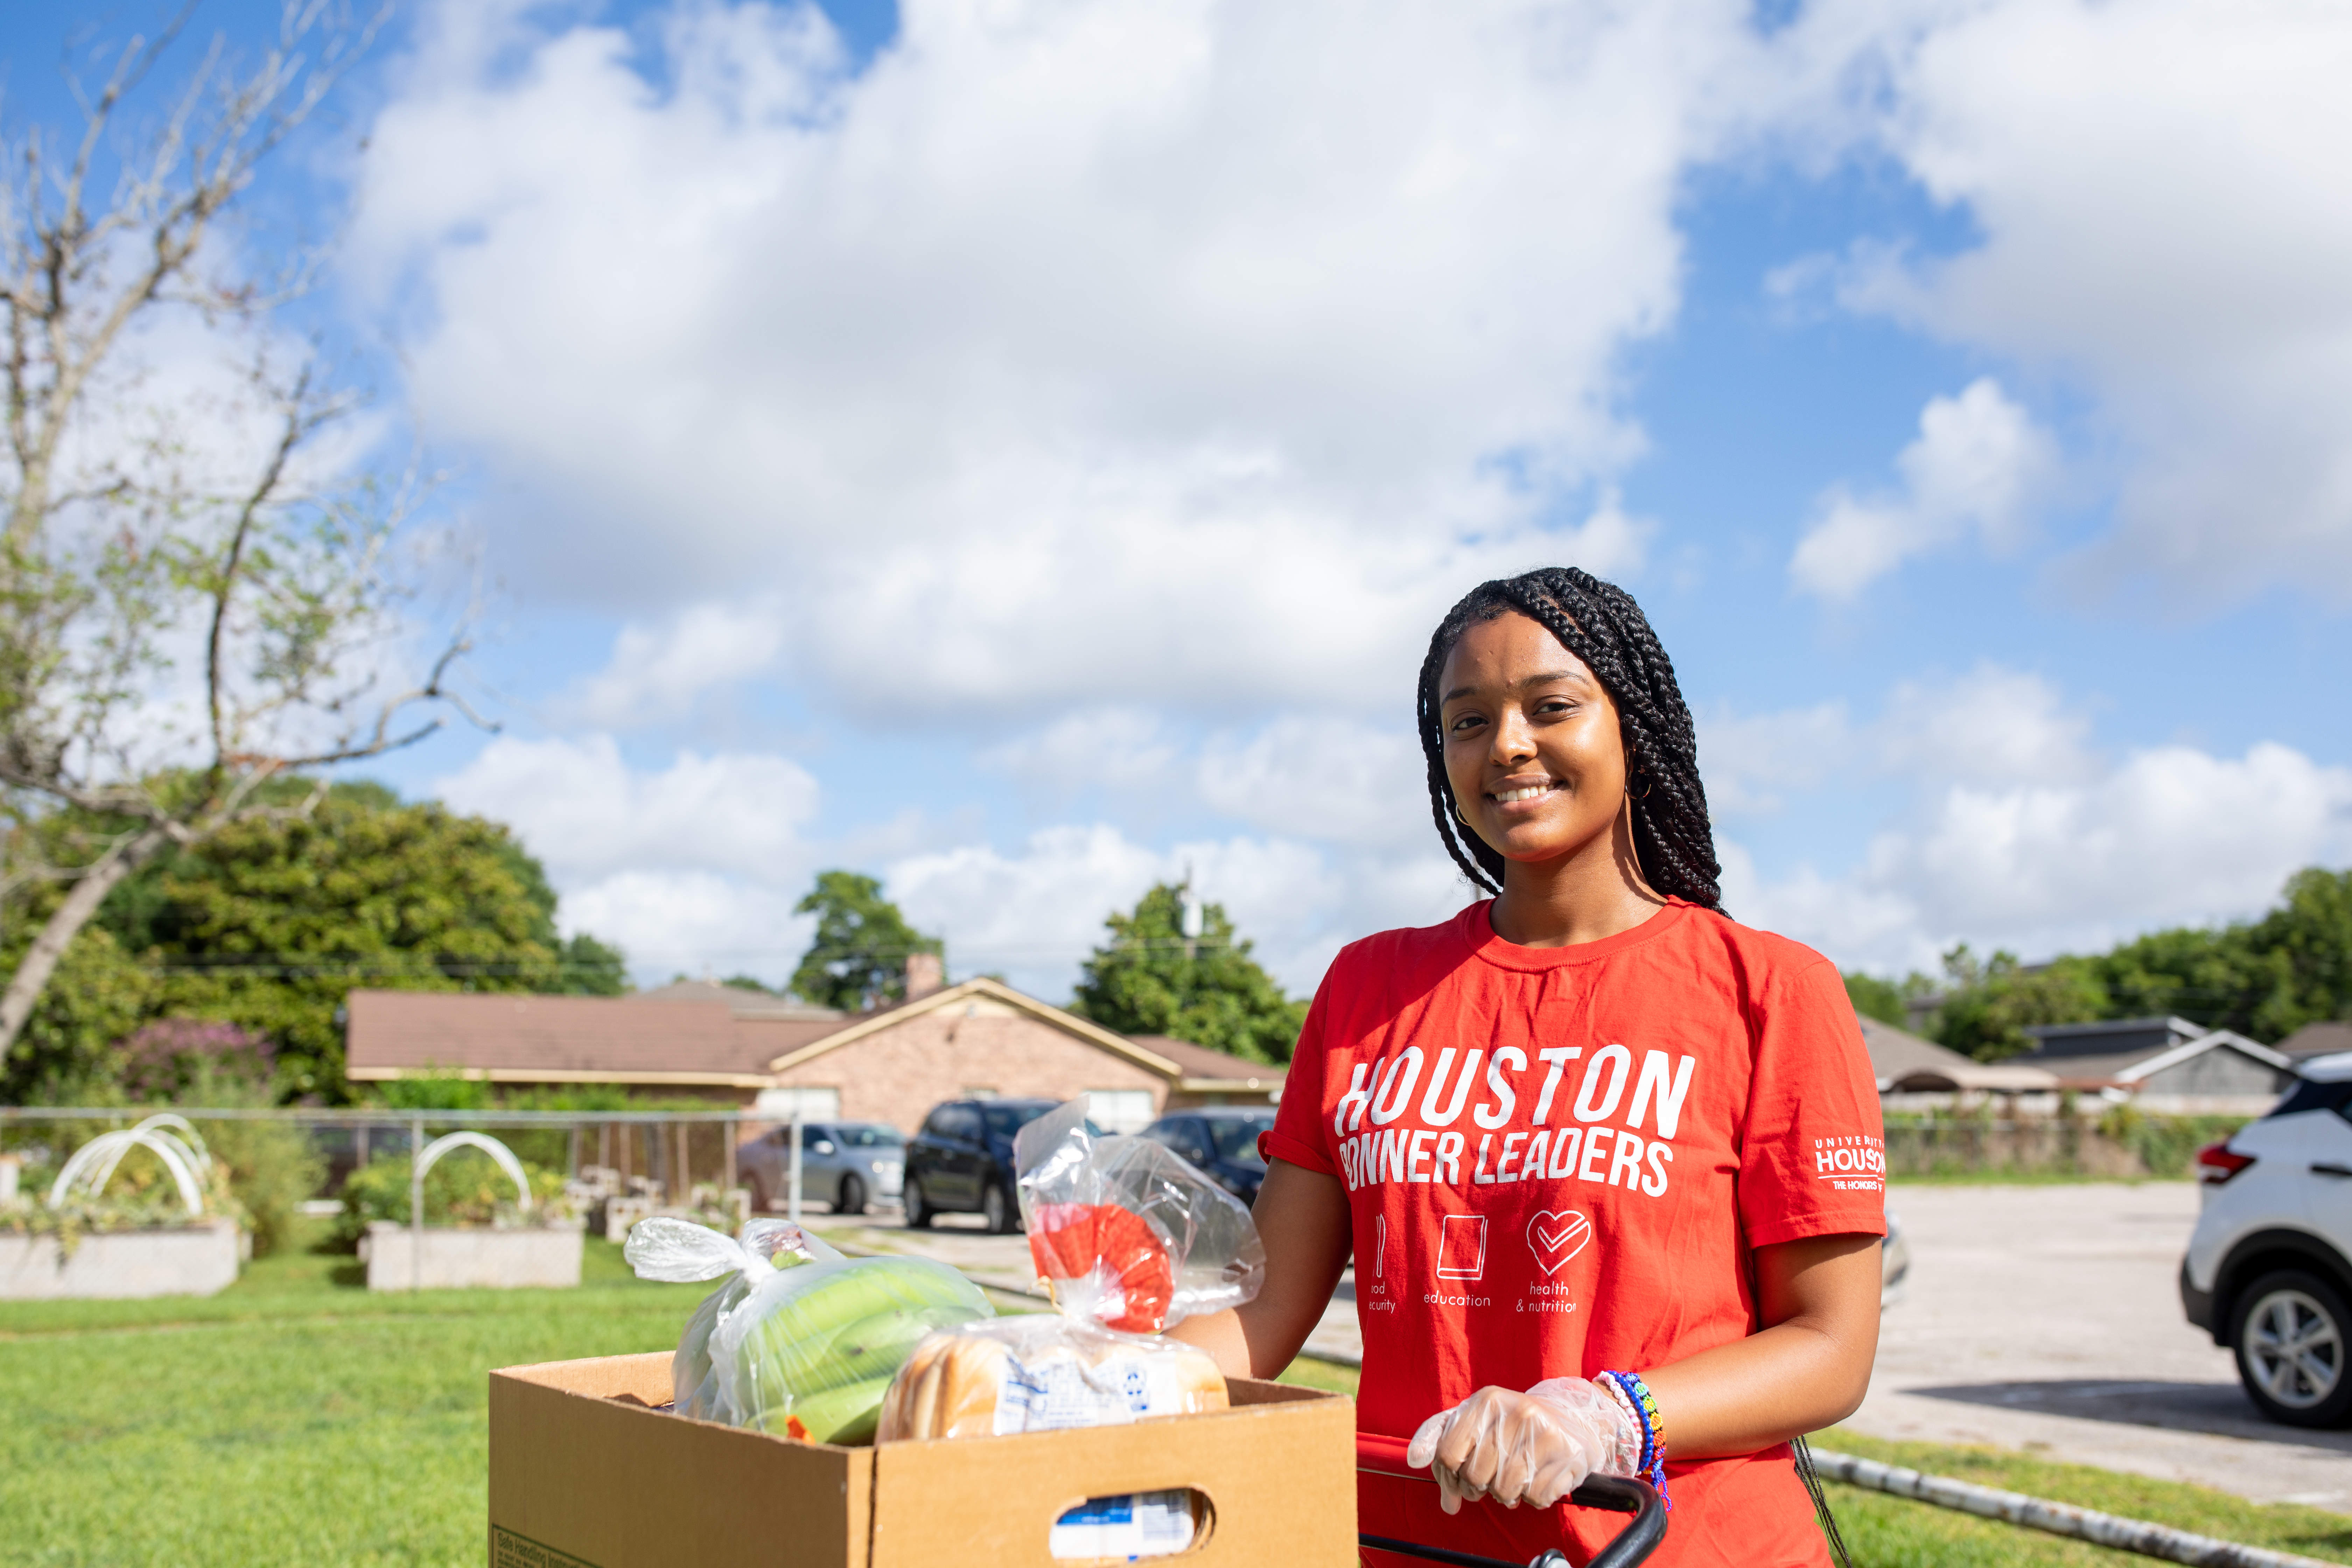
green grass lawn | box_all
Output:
[1813,1428,2352,1568]
[9,1237,2347,1568]
[0,1229,710,1567]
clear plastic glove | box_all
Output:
[1404,1378,1643,1514]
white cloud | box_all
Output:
[1877,664,2092,788]
[1195,715,1427,847]
[1696,700,1851,818]
[1813,0,2352,602]
[435,734,821,883]
[977,708,1183,800]
[355,0,1724,715]
[1789,378,2054,599]
[431,734,824,980]
[887,820,1460,1000]
[553,602,789,729]
[558,869,814,985]
[1732,740,2352,975]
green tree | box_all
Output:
[2247,867,2352,1037]
[1931,945,2110,1062]
[0,896,156,1100]
[1070,884,1307,1065]
[0,13,475,1057]
[139,788,626,1095]
[2082,867,2352,1041]
[553,933,630,997]
[1843,971,1903,1027]
[791,871,940,1012]
[2087,922,2274,1035]
[0,782,629,1100]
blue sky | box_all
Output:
[9,0,2350,1000]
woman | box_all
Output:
[1171,568,1884,1567]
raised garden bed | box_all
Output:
[359,1220,584,1291]
[0,1219,243,1300]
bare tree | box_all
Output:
[0,3,481,1055]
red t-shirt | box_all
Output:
[1266,898,1885,1568]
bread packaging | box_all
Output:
[879,1099,1264,1445]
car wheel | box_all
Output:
[982,1181,1015,1236]
[2233,1269,2352,1427]
[904,1178,934,1230]
[836,1174,867,1217]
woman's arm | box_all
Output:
[1167,1160,1352,1379]
[1640,1231,1882,1457]
[1170,1164,1879,1457]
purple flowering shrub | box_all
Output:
[116,1018,276,1100]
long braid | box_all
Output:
[1417,629,1503,895]
[1415,567,1723,911]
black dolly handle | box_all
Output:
[1359,1474,1666,1568]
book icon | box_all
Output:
[1435,1214,1489,1281]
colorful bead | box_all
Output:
[1599,1370,1672,1512]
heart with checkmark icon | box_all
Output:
[1526,1209,1591,1275]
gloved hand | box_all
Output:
[1404,1378,1643,1514]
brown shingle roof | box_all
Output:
[1858,1016,2058,1093]
[344,989,834,1085]
[2280,1021,2352,1061]
[344,982,1288,1092]
[627,980,844,1021]
[1126,1035,1286,1087]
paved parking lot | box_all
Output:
[1856,1183,2352,1513]
[812,1183,2352,1513]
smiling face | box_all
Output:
[1438,610,1631,872]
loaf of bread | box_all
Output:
[878,1321,1228,1441]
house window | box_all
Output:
[755,1086,841,1122]
[1086,1089,1155,1134]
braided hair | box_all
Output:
[1415,567,1722,910]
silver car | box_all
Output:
[738,1121,906,1216]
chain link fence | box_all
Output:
[1883,1110,2249,1179]
[2,1106,791,1298]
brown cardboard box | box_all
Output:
[488,1352,1357,1568]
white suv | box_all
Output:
[2182,1050,2352,1428]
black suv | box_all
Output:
[1141,1107,1277,1206]
[903,1098,1067,1234]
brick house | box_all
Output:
[343,975,1282,1134]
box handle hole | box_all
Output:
[1049,1488,1214,1562]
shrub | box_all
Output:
[2097,1105,2248,1179]
[369,1071,492,1112]
[330,1148,570,1250]
[115,1019,275,1101]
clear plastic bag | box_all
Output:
[1012,1099,1265,1332]
[878,1100,1261,1442]
[626,1216,992,1442]
[626,1217,837,1417]
[877,1311,1229,1439]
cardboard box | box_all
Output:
[489,1352,1357,1568]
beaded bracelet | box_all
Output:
[1597,1370,1671,1512]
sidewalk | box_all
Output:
[1853,1182,2352,1514]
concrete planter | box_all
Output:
[360,1220,584,1291]
[0,1219,242,1300]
